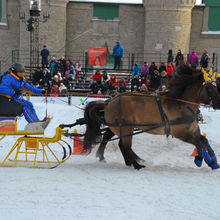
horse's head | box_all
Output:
[199,68,220,109]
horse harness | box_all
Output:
[105,93,197,138]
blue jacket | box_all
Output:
[0,73,42,100]
[132,63,140,78]
[113,45,124,57]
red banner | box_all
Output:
[88,48,107,66]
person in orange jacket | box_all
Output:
[108,75,118,92]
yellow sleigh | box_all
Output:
[0,117,72,168]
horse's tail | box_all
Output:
[83,100,106,151]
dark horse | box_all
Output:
[83,65,220,170]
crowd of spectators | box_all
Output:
[32,56,82,96]
[89,48,212,95]
[1,47,210,97]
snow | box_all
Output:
[195,0,203,5]
[1,96,220,220]
[202,31,220,35]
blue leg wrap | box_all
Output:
[203,148,219,170]
[211,155,217,163]
[203,150,212,165]
[194,148,203,167]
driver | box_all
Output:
[0,62,45,123]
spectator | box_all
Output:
[32,67,43,85]
[149,62,158,82]
[66,67,75,81]
[113,41,124,70]
[67,59,74,68]
[50,82,59,97]
[90,80,100,94]
[160,71,168,91]
[139,76,149,92]
[166,62,174,79]
[59,56,67,75]
[200,49,210,69]
[42,81,50,94]
[175,49,184,67]
[51,75,60,87]
[54,60,62,73]
[131,74,139,92]
[57,72,63,84]
[158,62,166,74]
[40,45,50,68]
[140,62,149,78]
[59,82,67,94]
[132,63,140,78]
[49,57,56,75]
[102,71,110,94]
[118,78,127,93]
[188,50,199,69]
[167,49,174,63]
[62,76,70,90]
[40,68,51,86]
[149,70,161,91]
[108,75,118,93]
[92,70,102,85]
[74,60,82,80]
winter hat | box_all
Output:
[204,49,208,53]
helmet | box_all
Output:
[10,63,25,74]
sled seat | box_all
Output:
[0,96,23,117]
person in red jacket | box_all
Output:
[92,70,102,85]
[166,62,174,79]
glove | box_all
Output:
[14,89,22,96]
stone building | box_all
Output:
[0,0,220,71]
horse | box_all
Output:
[83,64,220,170]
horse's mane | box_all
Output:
[166,64,203,100]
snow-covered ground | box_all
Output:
[0,97,220,220]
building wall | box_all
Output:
[65,2,145,55]
[0,0,20,66]
[190,6,220,70]
[1,1,220,72]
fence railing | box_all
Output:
[0,50,218,75]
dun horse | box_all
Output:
[83,65,220,170]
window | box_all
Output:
[208,7,220,31]
[93,3,119,20]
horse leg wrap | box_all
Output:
[194,156,203,167]
[204,142,219,170]
[194,148,203,167]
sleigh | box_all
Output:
[0,116,72,168]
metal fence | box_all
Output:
[0,49,218,75]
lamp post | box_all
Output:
[19,0,49,79]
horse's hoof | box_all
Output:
[134,164,146,170]
[99,158,106,163]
